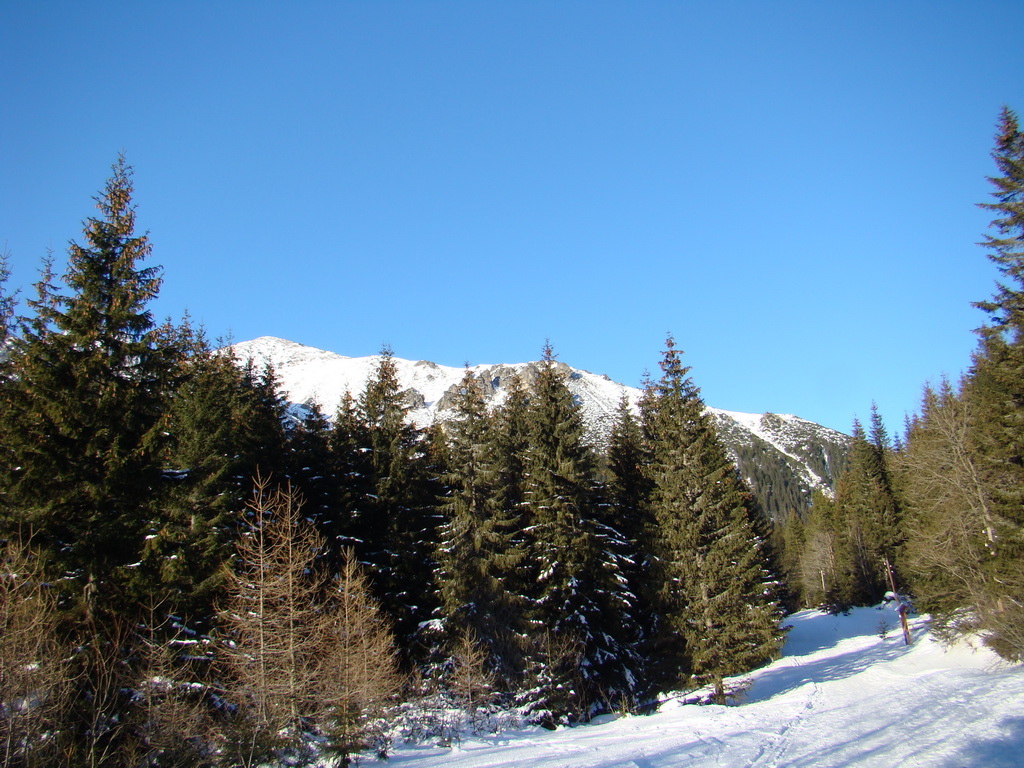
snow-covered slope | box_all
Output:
[229,337,850,512]
[230,336,637,440]
[385,607,1024,768]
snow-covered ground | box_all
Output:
[385,606,1024,768]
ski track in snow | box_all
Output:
[746,681,820,768]
[384,606,1024,768]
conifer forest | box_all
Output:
[1,108,1023,766]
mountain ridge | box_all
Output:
[229,336,850,519]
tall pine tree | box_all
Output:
[358,346,438,663]
[518,344,640,723]
[328,390,374,556]
[604,393,658,697]
[958,106,1024,658]
[644,336,784,701]
[0,157,174,615]
[848,411,901,600]
[287,400,339,536]
[433,367,526,688]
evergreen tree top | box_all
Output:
[850,417,866,441]
[62,156,161,342]
[655,335,700,402]
[360,343,409,432]
[541,339,556,365]
[869,402,890,452]
[976,106,1024,337]
[15,155,166,377]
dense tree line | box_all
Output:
[0,158,784,765]
[775,108,1024,664]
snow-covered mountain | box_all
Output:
[229,336,850,517]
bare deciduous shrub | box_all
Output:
[0,542,70,768]
[219,480,403,766]
[449,631,497,732]
[218,478,326,766]
[318,548,403,764]
[129,608,218,768]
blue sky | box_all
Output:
[2,2,1022,434]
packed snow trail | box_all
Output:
[386,606,1024,768]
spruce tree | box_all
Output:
[771,506,808,611]
[518,344,639,722]
[795,489,848,609]
[975,106,1024,340]
[136,337,293,625]
[959,106,1024,658]
[329,390,374,554]
[489,374,530,528]
[606,394,653,542]
[0,249,17,347]
[136,328,233,619]
[358,346,438,663]
[482,373,533,678]
[433,367,525,687]
[971,108,1024,520]
[830,413,902,606]
[239,358,290,479]
[604,393,658,695]
[287,400,338,533]
[0,157,173,614]
[800,413,904,612]
[644,336,784,700]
